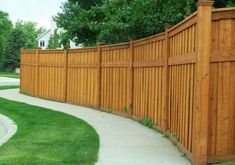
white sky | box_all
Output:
[0,0,66,29]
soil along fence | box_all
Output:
[20,2,235,165]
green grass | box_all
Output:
[0,85,19,90]
[0,72,20,79]
[0,92,99,164]
[139,117,153,128]
[220,162,235,165]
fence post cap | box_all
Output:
[129,39,134,43]
[197,0,214,7]
[97,42,104,46]
[165,25,173,30]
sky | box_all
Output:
[0,0,66,29]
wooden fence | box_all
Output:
[20,2,235,165]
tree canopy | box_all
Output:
[0,11,13,63]
[55,0,235,47]
[2,29,26,72]
[0,17,46,71]
[47,29,61,49]
[15,20,46,49]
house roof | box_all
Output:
[37,29,51,40]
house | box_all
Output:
[37,20,80,49]
[37,29,51,49]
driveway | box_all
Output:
[0,89,191,165]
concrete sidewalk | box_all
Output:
[0,89,191,165]
[0,77,20,86]
[0,114,17,146]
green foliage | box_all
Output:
[2,29,26,72]
[123,106,128,113]
[214,0,235,8]
[219,161,235,165]
[54,1,102,47]
[55,0,235,46]
[15,20,46,49]
[47,29,61,49]
[163,131,170,139]
[68,0,102,9]
[99,0,196,43]
[0,11,13,63]
[55,0,196,46]
[139,117,153,128]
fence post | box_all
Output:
[35,48,41,97]
[64,49,68,102]
[129,40,134,117]
[97,44,102,109]
[19,48,24,93]
[163,27,171,131]
[193,1,213,165]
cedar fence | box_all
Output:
[20,2,235,165]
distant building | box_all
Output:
[37,29,51,49]
[37,20,80,49]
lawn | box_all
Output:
[0,86,99,164]
[0,85,19,90]
[0,72,20,79]
[221,162,235,165]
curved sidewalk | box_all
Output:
[0,77,20,86]
[0,89,191,165]
[0,114,17,146]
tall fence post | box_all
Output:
[19,48,24,93]
[163,27,170,131]
[193,1,213,164]
[129,40,134,117]
[97,44,102,109]
[64,49,68,102]
[35,48,41,97]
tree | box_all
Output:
[47,29,61,49]
[0,11,13,63]
[15,20,46,49]
[97,0,196,44]
[55,0,235,46]
[54,0,102,46]
[2,29,26,72]
[214,0,235,8]
[55,0,196,45]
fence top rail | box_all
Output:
[101,42,129,51]
[20,49,35,54]
[212,7,235,12]
[39,49,65,54]
[133,32,165,47]
[212,7,235,20]
[68,47,97,53]
[168,11,197,37]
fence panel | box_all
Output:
[38,50,65,101]
[167,13,197,155]
[208,9,235,162]
[67,48,99,107]
[132,33,166,129]
[101,44,130,114]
